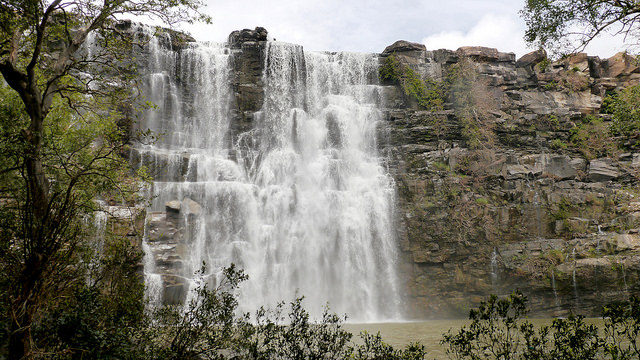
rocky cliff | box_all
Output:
[127,25,640,318]
[378,41,640,318]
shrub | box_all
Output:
[379,55,446,111]
[447,58,497,149]
[608,85,640,149]
[569,115,619,160]
[442,291,640,360]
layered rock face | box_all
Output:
[129,24,639,319]
[379,42,640,317]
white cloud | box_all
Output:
[169,1,629,57]
[421,12,630,59]
[179,1,527,53]
[422,13,532,57]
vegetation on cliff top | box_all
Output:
[521,0,640,55]
[379,54,446,111]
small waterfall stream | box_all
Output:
[135,31,401,322]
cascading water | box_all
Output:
[490,247,498,287]
[135,30,401,322]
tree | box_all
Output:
[521,0,640,54]
[0,1,208,358]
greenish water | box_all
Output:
[345,320,467,358]
[345,318,606,359]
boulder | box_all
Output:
[457,46,500,61]
[563,53,589,72]
[165,200,181,213]
[545,155,577,180]
[183,197,202,216]
[432,49,458,63]
[228,27,268,47]
[516,49,547,68]
[588,158,619,182]
[617,234,640,251]
[633,153,640,168]
[605,52,639,78]
[570,158,588,172]
[498,52,516,62]
[383,40,426,54]
[588,56,606,78]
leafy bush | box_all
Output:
[569,115,619,159]
[441,291,531,360]
[447,58,497,149]
[608,85,640,149]
[31,236,146,359]
[379,55,446,111]
[138,264,426,360]
[601,297,640,359]
[442,291,640,360]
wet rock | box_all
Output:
[165,200,181,213]
[184,197,202,216]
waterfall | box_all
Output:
[551,269,559,307]
[136,32,401,322]
[490,247,498,287]
[571,248,579,304]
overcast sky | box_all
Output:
[177,0,629,58]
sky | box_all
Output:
[176,0,630,58]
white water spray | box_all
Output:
[136,33,401,322]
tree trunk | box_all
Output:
[8,311,33,360]
[0,67,50,360]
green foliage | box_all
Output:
[137,264,425,360]
[32,236,145,359]
[235,298,353,360]
[544,80,558,90]
[548,316,600,360]
[443,292,640,360]
[379,55,402,83]
[432,161,450,172]
[601,311,636,356]
[351,332,426,360]
[552,197,574,220]
[608,85,640,149]
[379,55,446,110]
[569,115,619,159]
[448,59,497,149]
[142,264,247,359]
[600,91,618,115]
[601,296,640,359]
[549,139,568,150]
[521,0,640,55]
[442,291,530,360]
[536,58,551,72]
